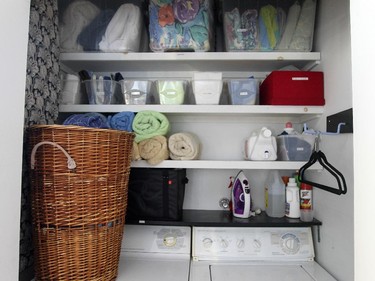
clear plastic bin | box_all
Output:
[228,78,258,105]
[157,80,187,105]
[120,80,152,105]
[83,79,120,105]
[276,134,315,161]
[58,0,144,53]
[223,0,317,52]
[148,0,214,52]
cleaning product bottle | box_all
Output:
[265,170,285,217]
[300,183,313,222]
[285,178,300,218]
[280,122,297,135]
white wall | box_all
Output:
[0,0,30,279]
[312,0,354,280]
[350,1,375,281]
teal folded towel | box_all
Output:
[132,110,170,143]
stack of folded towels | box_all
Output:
[63,110,201,165]
[132,110,201,165]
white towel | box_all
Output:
[99,4,142,52]
[277,2,301,50]
[289,0,317,51]
[168,132,200,160]
[59,1,100,52]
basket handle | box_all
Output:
[31,141,77,170]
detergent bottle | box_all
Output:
[265,170,285,217]
[245,127,277,161]
[285,178,300,218]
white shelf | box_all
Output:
[131,160,320,170]
[59,104,323,123]
[60,52,320,72]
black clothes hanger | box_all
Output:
[298,135,347,195]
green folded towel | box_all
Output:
[132,110,170,143]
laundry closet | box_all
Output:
[3,0,375,281]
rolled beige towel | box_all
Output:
[132,141,142,161]
[138,135,169,165]
[168,132,200,160]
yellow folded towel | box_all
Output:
[138,135,169,165]
[132,141,142,161]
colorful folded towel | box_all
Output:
[168,132,200,160]
[63,113,109,129]
[108,111,135,131]
[138,135,169,165]
[132,110,170,143]
[259,5,279,50]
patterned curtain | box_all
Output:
[19,0,60,279]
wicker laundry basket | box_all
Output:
[28,125,134,281]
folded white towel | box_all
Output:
[277,2,301,50]
[60,1,100,52]
[289,0,316,51]
[168,132,200,160]
[99,3,142,52]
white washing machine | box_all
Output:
[190,226,337,281]
[117,224,191,281]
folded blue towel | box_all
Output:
[108,111,135,131]
[63,113,110,129]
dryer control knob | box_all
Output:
[253,239,262,249]
[237,239,245,249]
[220,239,229,249]
[203,238,213,249]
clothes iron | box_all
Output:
[231,170,251,218]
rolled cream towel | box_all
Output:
[168,132,200,160]
[132,141,141,161]
[138,135,169,165]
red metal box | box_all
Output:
[259,71,324,105]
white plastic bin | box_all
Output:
[60,74,87,104]
[193,72,223,105]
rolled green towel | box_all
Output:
[132,110,170,143]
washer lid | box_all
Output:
[210,264,315,281]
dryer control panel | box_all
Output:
[192,227,315,261]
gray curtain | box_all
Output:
[20,0,60,280]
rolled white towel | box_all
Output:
[60,0,100,52]
[99,3,142,52]
[168,132,200,160]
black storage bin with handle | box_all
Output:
[127,168,188,221]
